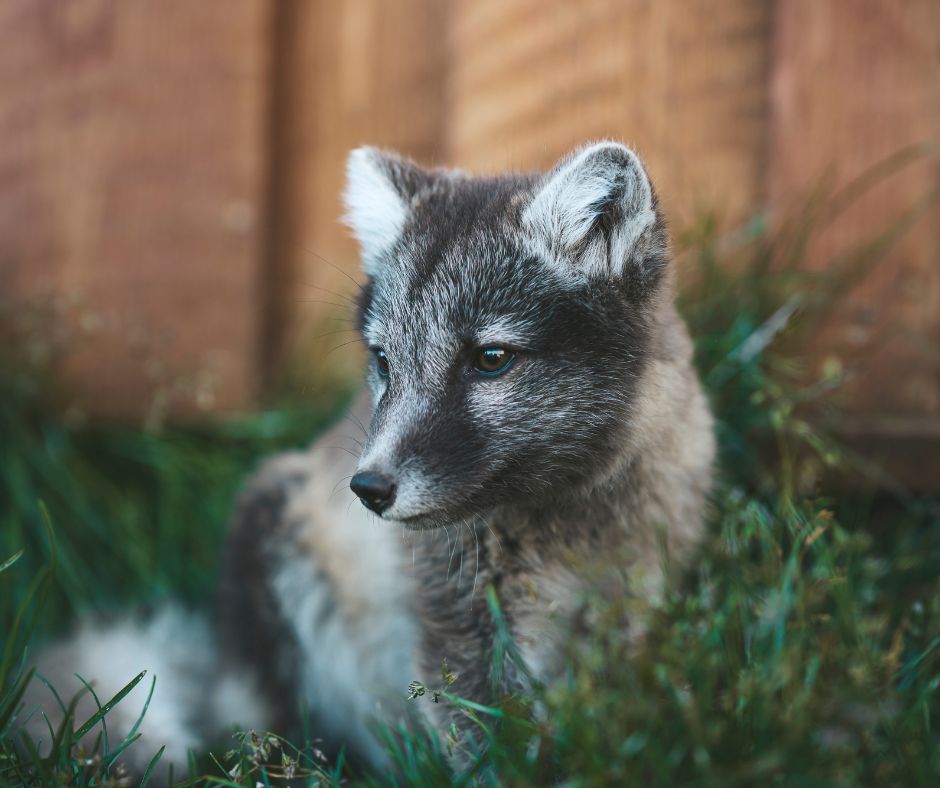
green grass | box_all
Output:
[1,177,939,784]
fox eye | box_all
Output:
[473,347,515,377]
[374,349,390,378]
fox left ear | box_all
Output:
[343,147,433,276]
[523,141,664,285]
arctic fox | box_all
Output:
[23,141,715,776]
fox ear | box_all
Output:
[523,141,662,283]
[343,147,431,276]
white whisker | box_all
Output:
[470,518,481,609]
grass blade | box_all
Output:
[105,673,156,769]
[0,549,25,575]
[138,744,165,788]
[73,670,145,740]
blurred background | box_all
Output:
[1,0,938,474]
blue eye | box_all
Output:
[374,349,390,378]
[474,347,515,377]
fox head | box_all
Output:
[344,141,672,528]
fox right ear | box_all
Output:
[343,147,431,276]
[523,141,664,288]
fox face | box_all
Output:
[344,142,672,529]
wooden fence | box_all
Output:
[2,0,938,483]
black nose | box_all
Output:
[350,471,396,515]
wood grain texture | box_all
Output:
[0,0,272,420]
[447,0,772,229]
[768,0,940,420]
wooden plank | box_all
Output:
[0,0,272,421]
[767,0,940,420]
[447,0,772,230]
[268,0,449,377]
